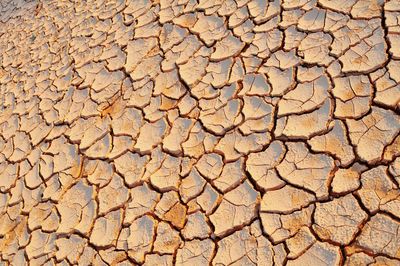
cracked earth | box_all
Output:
[0,0,399,265]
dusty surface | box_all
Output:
[0,0,399,265]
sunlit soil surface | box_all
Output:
[0,0,399,265]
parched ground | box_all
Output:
[0,0,399,265]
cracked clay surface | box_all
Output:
[0,0,400,265]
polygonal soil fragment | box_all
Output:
[176,239,215,266]
[340,28,387,73]
[213,221,275,265]
[373,61,400,109]
[331,164,365,194]
[114,152,149,187]
[275,99,333,140]
[346,107,400,164]
[153,221,182,254]
[1,0,400,264]
[135,118,169,153]
[246,140,287,191]
[25,230,56,260]
[286,227,316,259]
[98,173,129,215]
[120,215,157,263]
[355,214,400,258]
[213,158,246,193]
[57,181,96,235]
[90,209,122,247]
[286,242,342,266]
[332,75,372,119]
[261,185,316,214]
[261,205,315,243]
[192,14,227,46]
[199,99,243,135]
[278,72,330,116]
[308,120,355,167]
[277,142,335,199]
[182,212,211,240]
[313,194,368,245]
[357,166,400,218]
[210,180,259,237]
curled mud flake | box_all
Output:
[278,74,330,116]
[388,34,400,59]
[298,32,334,66]
[179,56,209,87]
[182,212,211,240]
[345,253,399,266]
[55,235,86,264]
[211,32,245,61]
[199,99,243,135]
[163,117,194,156]
[179,168,207,203]
[25,230,56,260]
[134,118,169,154]
[28,202,60,232]
[98,173,129,215]
[125,38,158,73]
[114,151,149,187]
[0,163,18,192]
[374,60,400,109]
[111,107,143,138]
[318,0,357,13]
[204,58,234,88]
[195,153,224,181]
[298,8,326,32]
[389,157,400,184]
[286,227,316,259]
[351,0,384,19]
[214,158,246,192]
[150,155,182,192]
[143,254,173,266]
